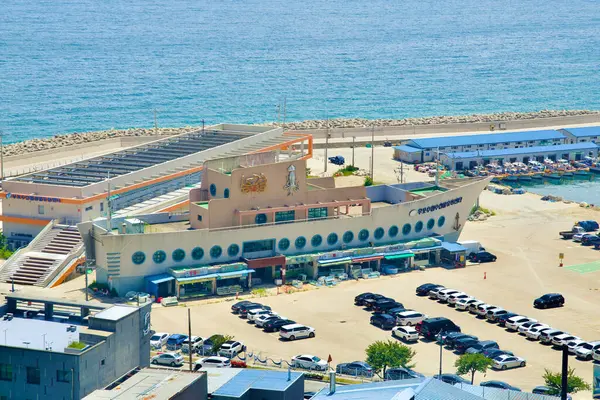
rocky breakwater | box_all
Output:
[3,126,196,157]
[265,109,600,130]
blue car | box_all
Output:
[166,334,189,350]
[336,361,374,377]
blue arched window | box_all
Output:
[255,214,267,224]
[132,251,145,265]
[209,184,217,196]
[327,233,338,245]
[279,238,290,251]
[228,244,240,257]
[438,216,446,227]
[152,250,166,264]
[389,225,399,237]
[343,231,354,244]
[427,218,435,230]
[402,223,411,236]
[311,234,322,247]
[210,245,222,259]
[191,247,204,260]
[374,227,384,240]
[358,229,369,241]
[415,221,424,233]
[224,188,230,198]
[295,236,306,249]
[172,249,185,262]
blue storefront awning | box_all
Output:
[441,242,468,252]
[146,273,175,285]
[217,269,256,279]
[176,269,256,284]
[318,257,352,266]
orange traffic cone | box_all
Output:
[484,272,487,280]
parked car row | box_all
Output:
[354,292,427,333]
[231,300,316,341]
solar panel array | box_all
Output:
[15,130,249,187]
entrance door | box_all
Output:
[469,161,478,169]
[522,157,530,164]
[428,251,437,265]
[575,153,582,161]
[548,154,556,161]
[455,162,463,170]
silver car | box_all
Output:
[151,352,184,367]
[492,354,526,370]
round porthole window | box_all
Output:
[402,223,411,236]
[210,245,222,259]
[295,236,307,249]
[374,227,384,240]
[438,216,446,227]
[388,225,399,237]
[427,218,435,230]
[172,249,185,262]
[327,233,338,245]
[191,247,204,260]
[279,238,290,251]
[415,221,423,233]
[255,214,267,224]
[132,251,145,265]
[228,244,239,257]
[343,231,354,244]
[311,234,323,247]
[358,229,369,241]
[152,250,166,264]
[209,184,217,196]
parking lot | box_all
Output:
[149,191,600,398]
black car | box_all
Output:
[420,317,461,340]
[444,333,478,349]
[231,300,253,314]
[416,283,442,296]
[454,337,480,353]
[468,251,497,263]
[372,301,404,313]
[483,349,513,359]
[370,313,396,330]
[434,374,469,385]
[533,293,565,309]
[239,303,271,318]
[465,340,499,354]
[385,367,424,381]
[581,234,600,246]
[481,380,521,391]
[532,386,572,399]
[354,292,381,306]
[496,312,519,327]
[386,307,409,318]
[365,297,394,310]
[263,318,296,332]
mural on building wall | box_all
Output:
[240,173,267,193]
[284,164,300,195]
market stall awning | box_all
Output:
[352,255,383,263]
[317,257,352,266]
[217,270,256,279]
[384,251,415,260]
[145,273,175,285]
[176,269,255,284]
[441,242,468,252]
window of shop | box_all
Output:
[311,234,323,247]
[210,246,222,259]
[100,202,104,212]
[327,233,338,245]
[255,214,267,224]
[191,247,204,260]
[26,367,40,385]
[224,188,230,198]
[402,223,411,235]
[172,249,185,262]
[415,221,423,233]
[295,236,306,249]
[343,231,354,243]
[358,229,369,241]
[389,225,399,237]
[275,210,295,223]
[278,238,290,251]
[438,216,446,227]
[132,251,146,265]
[243,239,274,253]
[153,250,166,264]
[374,227,384,240]
[228,244,240,257]
[38,205,44,215]
[209,184,217,196]
[0,364,12,381]
[414,252,428,261]
[308,207,328,219]
[427,218,435,230]
[56,370,71,383]
[197,215,203,221]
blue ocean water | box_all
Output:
[1,0,599,143]
[508,176,600,204]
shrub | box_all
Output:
[364,176,374,186]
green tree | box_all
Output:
[210,334,234,355]
[365,340,416,376]
[454,353,493,384]
[364,176,374,186]
[542,367,591,395]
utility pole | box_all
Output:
[435,147,440,187]
[400,162,404,183]
[561,345,568,400]
[84,258,94,301]
[276,103,281,124]
[438,331,444,378]
[370,126,375,180]
[0,130,4,181]
[188,309,193,372]
[324,117,330,173]
[106,172,112,233]
[351,136,355,166]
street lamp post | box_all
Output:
[437,331,444,378]
[84,258,96,301]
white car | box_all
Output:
[492,354,526,370]
[448,293,470,305]
[151,352,184,367]
[518,322,547,335]
[566,339,587,354]
[218,340,245,357]
[475,304,499,317]
[437,289,460,302]
[181,336,205,354]
[150,332,170,349]
[551,334,580,348]
[247,308,278,322]
[194,356,231,370]
[392,326,419,342]
[468,300,486,314]
[291,354,327,371]
[396,311,427,326]
[505,316,537,331]
[255,314,282,328]
[456,298,480,311]
[428,287,446,299]
[279,324,315,341]
[575,341,600,360]
[593,347,600,362]
[485,308,507,322]
[573,233,585,242]
[526,325,553,340]
[539,329,565,344]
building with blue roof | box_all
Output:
[209,369,304,400]
[560,126,600,143]
[439,142,599,170]
[393,130,566,163]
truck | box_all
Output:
[328,155,345,165]
[559,226,586,240]
[457,240,485,256]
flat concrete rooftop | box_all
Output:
[0,316,81,353]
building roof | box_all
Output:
[0,317,81,353]
[417,378,484,400]
[406,130,564,149]
[455,383,559,400]
[211,369,303,398]
[311,378,425,399]
[393,145,423,153]
[442,142,599,159]
[93,305,137,321]
[82,369,203,399]
[561,126,600,138]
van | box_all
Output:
[420,317,461,340]
[279,324,315,341]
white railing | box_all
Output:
[41,244,85,287]
[208,212,371,232]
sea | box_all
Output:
[505,175,600,205]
